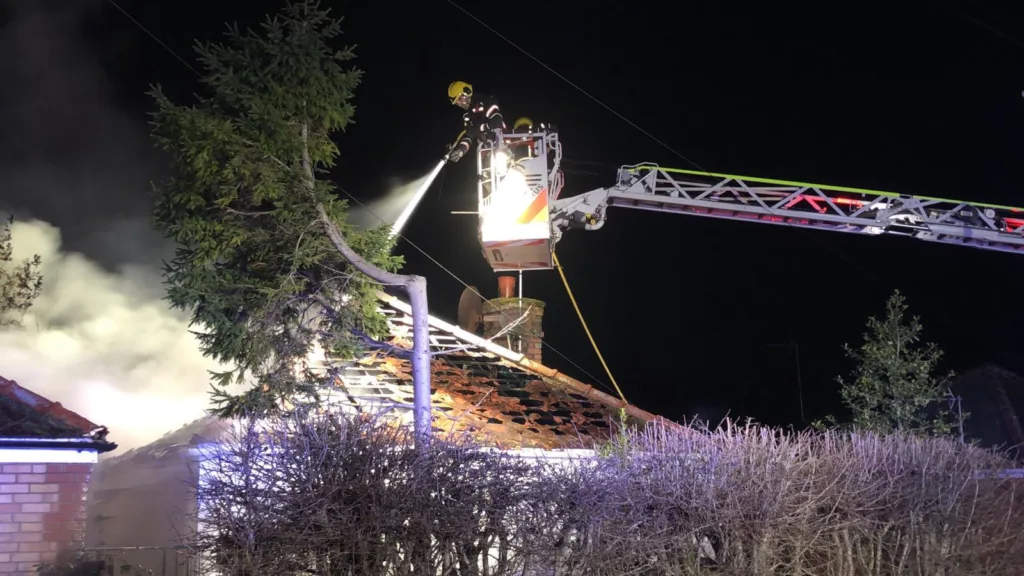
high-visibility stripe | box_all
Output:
[516,188,548,225]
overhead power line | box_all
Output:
[445,0,1021,373]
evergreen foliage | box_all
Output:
[832,290,959,435]
[150,1,401,417]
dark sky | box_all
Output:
[34,0,1024,427]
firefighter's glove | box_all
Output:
[447,147,466,163]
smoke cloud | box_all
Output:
[0,0,217,451]
[0,0,170,269]
[0,219,223,451]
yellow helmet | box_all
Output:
[448,81,473,104]
[513,117,534,131]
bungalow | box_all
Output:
[87,282,671,574]
[0,376,115,574]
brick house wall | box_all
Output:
[0,463,91,575]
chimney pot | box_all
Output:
[497,275,516,299]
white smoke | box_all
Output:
[0,0,226,453]
[0,219,225,451]
[0,222,369,456]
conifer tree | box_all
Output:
[836,290,957,435]
[150,1,401,416]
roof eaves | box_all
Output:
[0,376,113,442]
[0,436,118,453]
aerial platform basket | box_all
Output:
[476,130,563,272]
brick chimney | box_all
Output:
[481,275,545,364]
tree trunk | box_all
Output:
[303,125,432,448]
[314,204,432,447]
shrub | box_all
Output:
[194,412,1024,575]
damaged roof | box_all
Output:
[99,291,671,460]
[314,291,669,449]
[0,375,116,451]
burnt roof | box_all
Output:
[102,291,672,459]
[0,376,116,451]
[312,292,671,449]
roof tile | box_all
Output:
[0,376,110,442]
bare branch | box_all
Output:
[193,413,1024,576]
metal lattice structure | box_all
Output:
[550,163,1024,255]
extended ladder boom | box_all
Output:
[550,163,1024,255]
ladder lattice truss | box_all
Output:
[552,164,1024,254]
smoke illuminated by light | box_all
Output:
[0,219,234,452]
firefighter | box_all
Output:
[511,117,535,160]
[513,117,534,132]
[445,81,505,163]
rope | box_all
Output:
[552,252,628,405]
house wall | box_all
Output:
[86,449,198,576]
[0,462,91,575]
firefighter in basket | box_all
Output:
[510,117,535,161]
[509,117,559,158]
[445,81,506,164]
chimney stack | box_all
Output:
[481,275,545,364]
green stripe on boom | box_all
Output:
[628,165,1023,212]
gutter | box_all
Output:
[376,291,673,427]
[0,437,118,453]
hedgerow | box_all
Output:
[194,412,1024,575]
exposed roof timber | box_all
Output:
[375,291,668,425]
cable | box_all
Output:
[104,0,617,396]
[945,4,1024,50]
[113,0,1016,402]
[552,252,627,405]
[106,0,201,75]
[447,0,1021,372]
[444,0,703,172]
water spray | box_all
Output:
[390,159,447,239]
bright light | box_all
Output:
[482,171,534,239]
[498,170,530,201]
[493,149,510,177]
[390,159,446,239]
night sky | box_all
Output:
[60,1,1024,427]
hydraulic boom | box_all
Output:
[550,163,1024,255]
[473,128,1024,272]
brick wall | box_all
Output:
[482,297,546,364]
[0,463,91,575]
